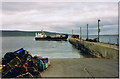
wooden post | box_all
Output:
[80,27,82,39]
[72,29,73,35]
[87,24,88,40]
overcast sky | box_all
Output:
[2,2,118,35]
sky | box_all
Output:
[2,2,118,35]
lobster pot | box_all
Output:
[2,57,21,77]
[41,58,48,63]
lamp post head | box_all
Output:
[98,19,100,22]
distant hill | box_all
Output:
[1,30,68,37]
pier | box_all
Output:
[41,38,119,78]
[69,38,119,59]
[41,58,118,77]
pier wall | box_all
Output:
[69,38,119,59]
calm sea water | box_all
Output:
[2,35,119,58]
[2,37,83,58]
[82,35,119,44]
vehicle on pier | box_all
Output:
[71,34,79,39]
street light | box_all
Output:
[72,29,73,35]
[80,27,82,39]
[98,19,100,42]
[87,24,88,40]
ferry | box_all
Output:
[35,31,68,41]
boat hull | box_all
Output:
[35,37,68,41]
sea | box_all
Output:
[1,35,119,58]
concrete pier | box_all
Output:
[41,38,118,78]
[69,38,119,59]
[41,58,118,77]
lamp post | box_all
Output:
[80,27,82,39]
[98,19,100,42]
[87,24,88,40]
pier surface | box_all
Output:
[41,58,118,78]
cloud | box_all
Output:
[102,24,118,29]
[2,2,118,35]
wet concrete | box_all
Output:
[41,58,118,78]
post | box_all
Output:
[72,29,73,35]
[98,19,100,42]
[80,27,82,39]
[87,24,88,40]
